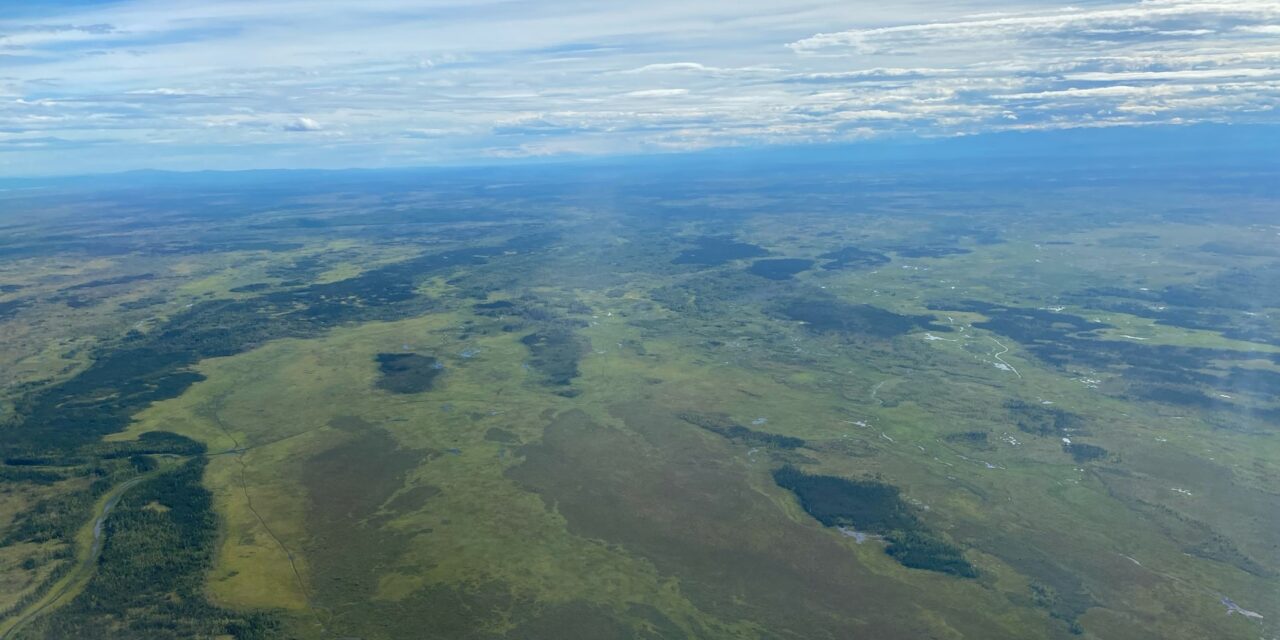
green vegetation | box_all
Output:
[677,412,806,449]
[374,353,443,394]
[771,466,977,577]
[1006,400,1082,437]
[671,236,767,266]
[746,258,813,280]
[520,328,587,386]
[1062,442,1108,463]
[816,246,890,270]
[942,431,991,448]
[15,459,280,640]
[773,295,949,338]
[1,167,1277,639]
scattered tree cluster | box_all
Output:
[20,459,282,640]
[679,412,806,450]
[1062,442,1108,463]
[772,466,977,578]
[375,352,443,394]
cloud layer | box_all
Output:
[1,0,1277,174]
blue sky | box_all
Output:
[1,0,1278,175]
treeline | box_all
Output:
[0,547,73,623]
[679,412,806,450]
[772,466,977,578]
[2,235,541,540]
[1062,442,1108,463]
[0,458,155,623]
[471,294,590,388]
[2,467,116,546]
[1005,400,1081,438]
[2,433,204,550]
[942,431,993,451]
[375,352,443,394]
[4,232,553,461]
[17,459,283,640]
[0,466,65,485]
[1,234,554,635]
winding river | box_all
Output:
[0,475,149,639]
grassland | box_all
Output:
[0,167,1276,638]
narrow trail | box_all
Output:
[989,337,1022,379]
[869,379,888,404]
[206,399,322,630]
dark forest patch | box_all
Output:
[943,431,992,450]
[775,297,950,339]
[675,412,803,448]
[649,270,771,316]
[0,298,28,320]
[1062,442,1108,463]
[375,353,443,394]
[1006,400,1083,437]
[473,299,515,313]
[0,233,552,583]
[1220,367,1280,397]
[382,484,442,514]
[671,236,768,266]
[1159,267,1280,311]
[1131,385,1224,409]
[818,246,890,270]
[1073,267,1280,346]
[484,427,519,443]
[52,293,96,309]
[934,301,1280,415]
[6,231,546,456]
[228,282,271,293]
[772,466,976,577]
[747,258,813,280]
[890,246,972,258]
[118,296,167,311]
[521,328,587,386]
[678,412,805,449]
[27,459,280,639]
[62,273,155,291]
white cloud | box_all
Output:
[789,0,1280,54]
[624,89,689,97]
[282,116,322,132]
[1,0,1277,174]
[624,62,715,73]
[621,62,780,75]
[1064,68,1279,81]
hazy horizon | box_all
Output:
[4,0,1279,175]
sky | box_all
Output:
[1,0,1278,175]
